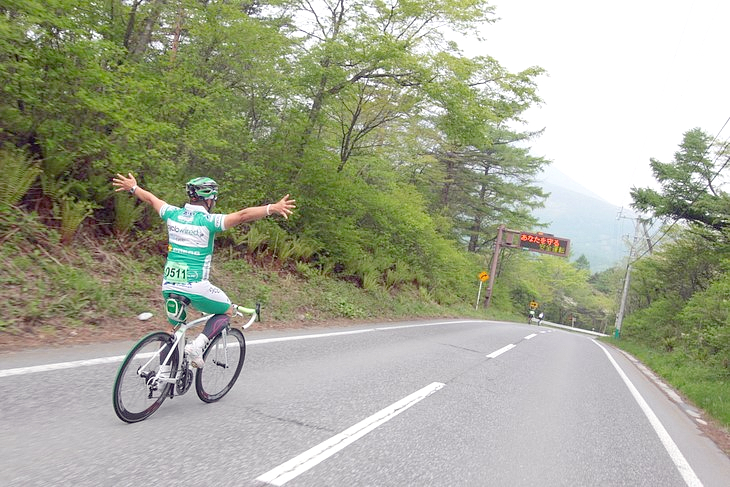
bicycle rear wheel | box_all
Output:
[195,327,245,403]
[113,331,178,423]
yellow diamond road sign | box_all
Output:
[479,271,489,282]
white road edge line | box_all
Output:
[486,343,516,358]
[0,321,482,378]
[256,382,446,486]
[0,356,127,377]
[592,341,703,487]
[251,328,375,345]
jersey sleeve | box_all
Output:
[159,203,173,219]
[199,213,226,233]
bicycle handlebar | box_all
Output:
[233,303,260,329]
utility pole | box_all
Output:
[614,212,653,338]
[614,263,633,339]
[484,225,504,309]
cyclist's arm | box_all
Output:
[133,186,166,214]
[112,172,166,213]
[224,194,295,229]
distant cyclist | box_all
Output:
[113,173,295,369]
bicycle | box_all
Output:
[113,294,259,423]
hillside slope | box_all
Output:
[534,166,636,271]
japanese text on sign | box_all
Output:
[519,232,570,257]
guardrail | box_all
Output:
[529,319,608,337]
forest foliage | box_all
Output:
[626,128,730,377]
[1,0,554,309]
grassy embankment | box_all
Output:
[604,337,730,429]
[0,225,506,347]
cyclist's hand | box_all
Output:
[113,172,138,193]
[270,194,296,220]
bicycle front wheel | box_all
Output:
[195,327,245,403]
[113,331,178,423]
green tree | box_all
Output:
[631,128,730,235]
[588,265,623,295]
[573,254,591,272]
[397,53,548,251]
[497,251,612,329]
[624,129,729,373]
[274,0,497,159]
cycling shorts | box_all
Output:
[161,280,232,323]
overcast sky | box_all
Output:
[461,0,730,208]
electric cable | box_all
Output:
[629,115,730,263]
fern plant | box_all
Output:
[60,197,96,244]
[0,145,41,208]
[241,224,270,255]
[385,261,414,290]
[113,192,145,235]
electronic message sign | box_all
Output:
[483,226,572,309]
[518,232,570,257]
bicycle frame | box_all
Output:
[144,304,258,386]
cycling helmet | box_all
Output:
[186,177,218,201]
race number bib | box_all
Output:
[164,262,189,283]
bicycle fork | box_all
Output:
[208,327,230,369]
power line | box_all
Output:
[629,115,730,263]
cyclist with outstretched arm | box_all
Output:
[112,173,295,370]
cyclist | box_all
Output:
[112,172,295,369]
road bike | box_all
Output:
[113,294,259,423]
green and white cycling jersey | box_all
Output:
[159,203,227,283]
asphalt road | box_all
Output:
[1,319,729,486]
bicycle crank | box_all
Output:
[176,365,194,395]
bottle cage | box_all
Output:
[165,293,191,325]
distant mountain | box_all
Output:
[531,166,635,272]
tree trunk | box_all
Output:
[127,0,165,59]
